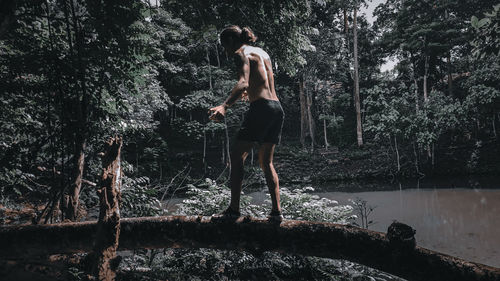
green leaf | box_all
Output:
[477,18,490,28]
[471,16,478,28]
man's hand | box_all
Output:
[241,90,249,102]
[208,104,226,122]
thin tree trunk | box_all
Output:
[299,76,307,148]
[221,139,225,165]
[135,143,139,175]
[206,46,212,90]
[323,119,329,148]
[394,135,400,172]
[343,9,348,34]
[353,7,363,146]
[306,89,315,151]
[413,142,420,175]
[414,77,420,112]
[214,43,220,67]
[493,114,497,138]
[343,9,349,53]
[159,162,162,181]
[203,129,206,165]
[447,52,452,96]
[225,117,231,176]
[59,0,74,222]
[410,53,419,113]
[44,0,59,219]
[423,55,429,102]
[432,142,435,167]
[66,138,85,220]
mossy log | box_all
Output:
[1,216,499,281]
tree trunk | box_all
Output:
[343,9,348,34]
[410,53,419,113]
[206,46,212,90]
[394,135,400,172]
[90,137,123,281]
[306,88,315,151]
[65,138,86,221]
[343,9,349,53]
[323,119,329,148]
[203,129,206,165]
[492,114,497,138]
[221,139,225,164]
[447,52,452,96]
[299,76,308,148]
[214,43,220,67]
[2,216,500,281]
[413,142,420,175]
[224,117,231,176]
[65,0,89,221]
[353,7,363,146]
[431,142,435,167]
[423,55,429,102]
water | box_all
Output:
[249,178,500,268]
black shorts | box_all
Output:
[237,98,285,145]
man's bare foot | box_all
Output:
[213,206,241,218]
[267,209,284,222]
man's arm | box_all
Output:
[208,51,250,121]
[223,51,250,108]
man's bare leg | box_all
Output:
[228,140,254,212]
[258,143,281,213]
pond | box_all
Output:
[247,176,500,268]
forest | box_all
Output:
[1,0,499,280]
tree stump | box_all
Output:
[387,221,417,271]
[90,137,123,281]
[387,221,417,250]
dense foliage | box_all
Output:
[1,0,499,279]
[1,0,498,218]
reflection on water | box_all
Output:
[315,187,500,268]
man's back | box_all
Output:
[238,45,277,102]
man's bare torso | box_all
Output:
[236,45,278,103]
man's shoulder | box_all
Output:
[241,45,270,59]
[232,49,249,67]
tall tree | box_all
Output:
[353,3,363,146]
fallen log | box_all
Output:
[1,216,499,281]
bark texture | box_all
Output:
[299,76,308,148]
[65,139,86,220]
[306,88,315,150]
[1,216,499,281]
[353,7,363,146]
[90,137,123,281]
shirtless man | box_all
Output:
[209,25,284,221]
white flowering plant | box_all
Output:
[175,179,355,224]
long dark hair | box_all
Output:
[220,25,257,45]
